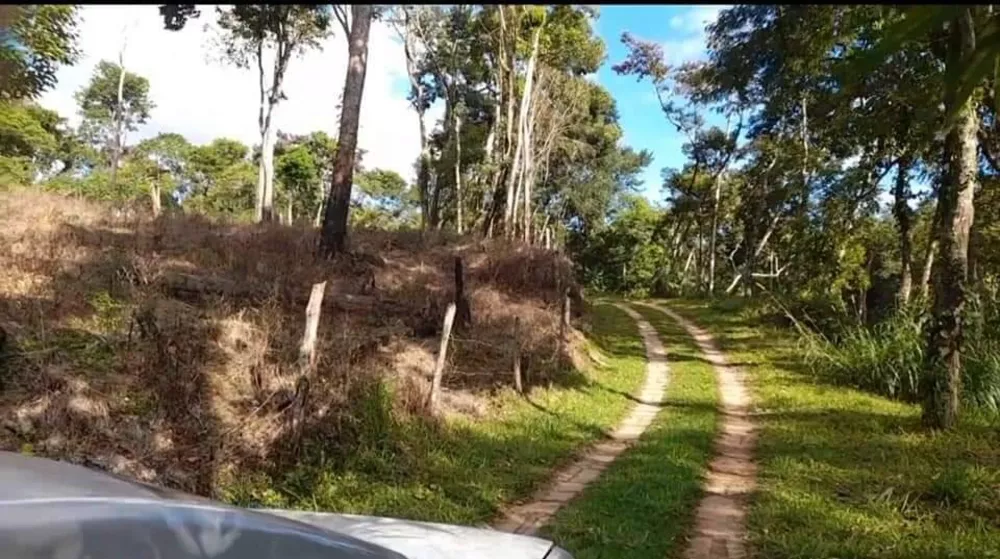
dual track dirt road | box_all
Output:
[492,302,757,559]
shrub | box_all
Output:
[800,305,1000,414]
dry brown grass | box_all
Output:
[0,191,581,496]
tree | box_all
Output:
[213,5,331,223]
[319,5,374,257]
[352,168,419,229]
[275,143,319,224]
[75,60,154,189]
[0,5,80,101]
[0,102,60,184]
[132,132,191,216]
[184,138,257,218]
[922,10,980,430]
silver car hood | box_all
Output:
[0,452,566,559]
[265,510,557,559]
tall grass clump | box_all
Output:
[799,301,1000,414]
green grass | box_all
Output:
[223,303,651,525]
[541,302,718,559]
[669,298,1000,559]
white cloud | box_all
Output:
[661,5,731,67]
[38,5,439,183]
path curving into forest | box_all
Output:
[642,302,758,559]
[491,302,670,536]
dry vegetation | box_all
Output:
[0,191,582,496]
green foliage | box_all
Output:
[214,5,331,72]
[75,60,155,157]
[351,168,419,230]
[574,195,665,297]
[0,5,80,101]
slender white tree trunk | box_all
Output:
[454,104,463,235]
[110,46,127,191]
[503,19,543,235]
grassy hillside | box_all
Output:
[0,191,610,519]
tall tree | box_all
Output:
[75,60,154,188]
[213,5,331,223]
[319,5,374,257]
[923,10,980,430]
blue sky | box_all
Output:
[592,5,730,202]
[42,5,731,201]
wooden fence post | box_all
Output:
[427,303,457,413]
[455,256,472,328]
[512,317,523,394]
[291,281,327,440]
[557,287,571,363]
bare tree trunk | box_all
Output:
[731,212,781,295]
[110,48,127,191]
[894,156,914,306]
[522,91,538,244]
[708,176,722,296]
[397,8,432,231]
[320,5,373,257]
[503,20,543,236]
[417,109,432,229]
[259,112,277,222]
[314,183,326,227]
[454,104,464,235]
[150,176,162,218]
[923,10,978,431]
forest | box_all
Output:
[3,5,1000,559]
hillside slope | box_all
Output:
[0,191,584,498]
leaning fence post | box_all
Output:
[513,317,523,394]
[291,281,326,440]
[427,302,458,413]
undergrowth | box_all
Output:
[222,303,649,525]
[797,303,1000,414]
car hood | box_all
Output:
[265,509,557,559]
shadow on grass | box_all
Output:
[663,298,1000,559]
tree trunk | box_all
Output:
[400,9,431,231]
[258,113,277,222]
[522,86,539,244]
[150,177,161,217]
[893,156,914,306]
[923,11,978,431]
[417,108,431,230]
[503,20,543,236]
[708,175,722,296]
[921,238,938,300]
[454,103,464,235]
[320,5,373,257]
[110,50,127,191]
